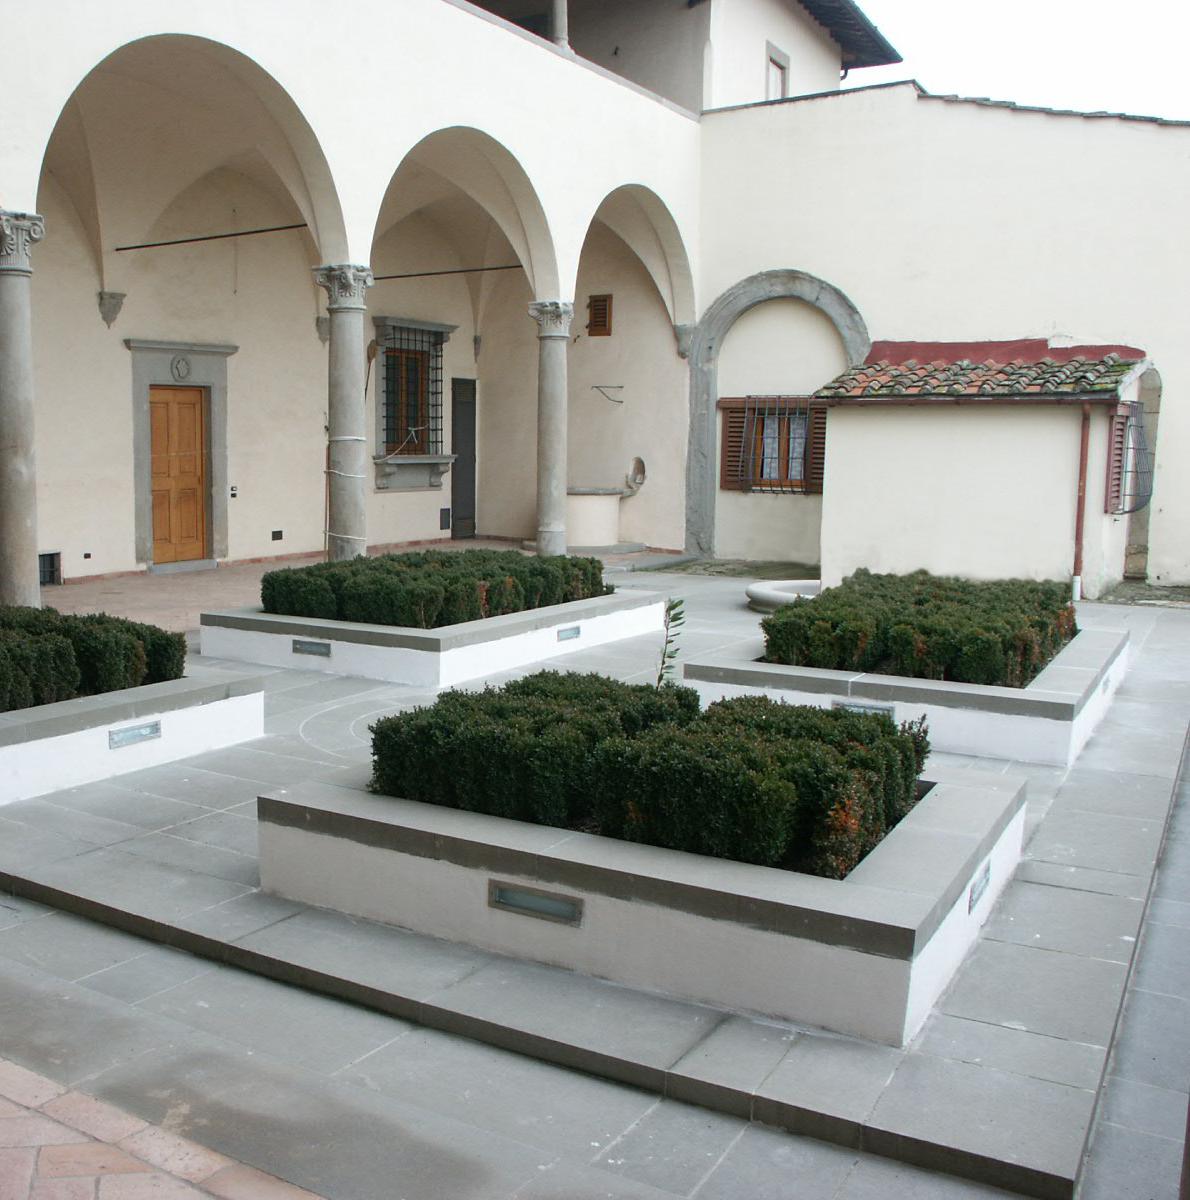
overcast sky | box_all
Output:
[850,1,1190,121]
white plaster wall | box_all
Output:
[570,223,688,550]
[700,83,1190,584]
[820,406,1085,589]
[568,0,711,113]
[33,166,327,574]
[707,0,842,108]
[714,298,848,563]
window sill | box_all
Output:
[373,453,456,491]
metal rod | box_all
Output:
[114,223,308,252]
[373,264,522,282]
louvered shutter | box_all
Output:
[1105,408,1128,514]
[587,294,612,336]
[720,407,747,489]
[804,405,828,494]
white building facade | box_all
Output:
[0,0,1183,604]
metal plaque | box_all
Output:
[108,720,162,750]
[831,699,895,718]
[556,626,581,642]
[967,860,991,913]
[292,639,332,657]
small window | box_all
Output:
[587,294,613,337]
[376,323,447,456]
[766,44,790,100]
[719,397,826,494]
[39,552,62,586]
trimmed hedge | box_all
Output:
[370,672,928,879]
[762,569,1077,687]
[0,607,185,714]
[261,549,610,629]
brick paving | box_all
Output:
[0,1059,323,1200]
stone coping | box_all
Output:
[200,589,660,653]
[257,765,1025,961]
[683,627,1128,720]
[0,671,265,748]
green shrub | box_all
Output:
[0,606,184,713]
[370,671,926,879]
[261,549,611,630]
[762,570,1076,687]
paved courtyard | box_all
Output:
[0,560,1186,1199]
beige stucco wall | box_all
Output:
[569,223,688,550]
[701,83,1190,584]
[707,0,841,108]
[820,405,1128,598]
[714,298,848,563]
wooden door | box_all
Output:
[451,378,477,539]
[150,386,207,564]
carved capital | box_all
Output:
[528,300,574,339]
[314,263,374,310]
[0,211,45,275]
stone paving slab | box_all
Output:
[0,1055,326,1199]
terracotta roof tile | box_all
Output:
[817,354,1137,400]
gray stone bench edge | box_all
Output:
[257,773,1026,960]
[0,670,266,748]
[682,628,1129,720]
[200,589,663,651]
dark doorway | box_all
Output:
[451,378,477,538]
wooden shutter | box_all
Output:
[720,407,747,490]
[1105,408,1128,514]
[804,405,827,494]
[587,294,612,336]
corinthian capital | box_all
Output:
[314,263,374,310]
[0,211,45,275]
[528,300,574,338]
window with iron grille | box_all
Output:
[1106,400,1154,515]
[378,323,446,455]
[718,397,826,494]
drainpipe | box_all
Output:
[1071,403,1091,602]
[551,0,570,48]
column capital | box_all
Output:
[0,211,45,275]
[528,300,574,339]
[314,263,374,311]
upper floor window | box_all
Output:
[766,43,790,100]
[587,294,613,337]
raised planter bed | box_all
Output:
[0,670,265,804]
[257,765,1025,1046]
[683,628,1128,766]
[200,591,666,688]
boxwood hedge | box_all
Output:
[0,607,185,714]
[762,569,1076,687]
[260,549,610,629]
[370,672,928,879]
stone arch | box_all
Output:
[370,126,559,303]
[35,33,349,275]
[574,185,696,329]
[684,269,871,556]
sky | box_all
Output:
[849,0,1190,121]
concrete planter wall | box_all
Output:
[200,591,665,688]
[0,671,265,804]
[258,767,1025,1046]
[683,628,1129,766]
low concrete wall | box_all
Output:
[200,591,666,687]
[258,767,1025,1046]
[683,628,1129,766]
[0,671,265,803]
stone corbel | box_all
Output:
[373,453,456,491]
[98,291,126,328]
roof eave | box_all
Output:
[818,392,1129,408]
[797,0,902,69]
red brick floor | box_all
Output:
[0,1059,324,1200]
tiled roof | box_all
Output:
[818,354,1139,400]
[797,0,901,69]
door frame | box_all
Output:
[451,377,477,539]
[126,339,237,567]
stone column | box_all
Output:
[314,264,374,561]
[0,211,45,607]
[551,0,570,48]
[529,301,573,557]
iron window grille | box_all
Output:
[1106,400,1154,515]
[718,396,827,494]
[381,324,445,455]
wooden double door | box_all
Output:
[150,386,207,564]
